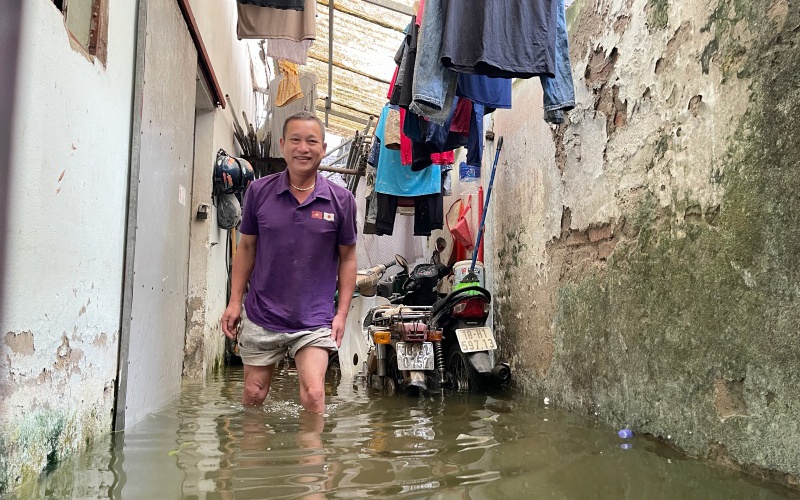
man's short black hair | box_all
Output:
[282,111,326,142]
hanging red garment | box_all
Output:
[431,151,454,165]
[387,64,399,100]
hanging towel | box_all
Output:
[384,108,402,150]
[237,0,316,41]
[238,0,304,10]
[275,60,303,107]
[267,39,313,65]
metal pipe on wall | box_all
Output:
[326,0,334,127]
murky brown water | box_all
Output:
[16,365,795,499]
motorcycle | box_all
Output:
[329,254,409,382]
[364,262,511,393]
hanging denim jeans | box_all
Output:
[410,0,458,125]
[539,0,575,123]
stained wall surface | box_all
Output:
[490,0,800,485]
[0,0,137,491]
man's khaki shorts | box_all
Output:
[238,310,338,366]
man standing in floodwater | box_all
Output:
[221,111,357,413]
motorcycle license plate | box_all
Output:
[395,342,435,371]
[455,327,497,353]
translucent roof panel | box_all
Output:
[310,0,415,137]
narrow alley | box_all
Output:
[1,0,799,498]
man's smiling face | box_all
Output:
[280,118,327,177]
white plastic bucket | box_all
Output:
[453,260,484,287]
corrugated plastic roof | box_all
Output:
[310,0,414,137]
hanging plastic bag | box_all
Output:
[448,195,474,250]
[217,192,242,230]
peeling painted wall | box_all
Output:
[0,0,136,492]
[490,0,800,486]
[183,0,259,379]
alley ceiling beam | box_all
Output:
[317,0,406,32]
[315,105,371,126]
[361,0,414,16]
[317,96,377,119]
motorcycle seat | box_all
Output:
[430,285,491,317]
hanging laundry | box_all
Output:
[384,108,402,150]
[540,0,576,123]
[399,106,463,168]
[269,72,318,157]
[404,97,469,171]
[374,104,441,198]
[267,39,313,65]
[466,102,485,167]
[409,0,457,125]
[238,0,304,10]
[457,73,512,112]
[237,0,316,41]
[441,164,453,197]
[440,0,558,79]
[389,18,419,108]
[431,151,454,165]
[375,192,443,236]
[275,60,303,107]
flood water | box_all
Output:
[16,364,795,499]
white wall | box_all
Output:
[183,0,258,378]
[0,0,136,490]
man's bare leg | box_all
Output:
[243,364,275,406]
[294,346,330,413]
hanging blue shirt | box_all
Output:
[457,74,512,111]
[374,104,441,197]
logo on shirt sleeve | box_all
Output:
[324,212,335,222]
[311,211,323,219]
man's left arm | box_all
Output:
[332,243,357,347]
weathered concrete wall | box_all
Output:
[0,0,136,492]
[491,0,800,486]
[122,0,198,429]
[183,0,257,378]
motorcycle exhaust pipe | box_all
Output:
[492,362,511,384]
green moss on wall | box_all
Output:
[548,0,800,474]
[647,0,669,32]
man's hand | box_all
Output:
[331,312,347,347]
[221,302,242,340]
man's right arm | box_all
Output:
[222,233,257,339]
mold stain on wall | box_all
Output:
[491,0,800,487]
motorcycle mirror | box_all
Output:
[435,237,447,252]
[395,254,408,268]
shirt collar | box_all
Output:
[276,170,332,201]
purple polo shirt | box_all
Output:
[239,170,357,332]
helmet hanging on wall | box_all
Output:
[213,149,254,195]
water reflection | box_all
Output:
[14,365,796,499]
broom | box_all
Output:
[458,136,504,287]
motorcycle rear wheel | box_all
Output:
[446,344,482,392]
[382,351,402,394]
[326,353,342,385]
